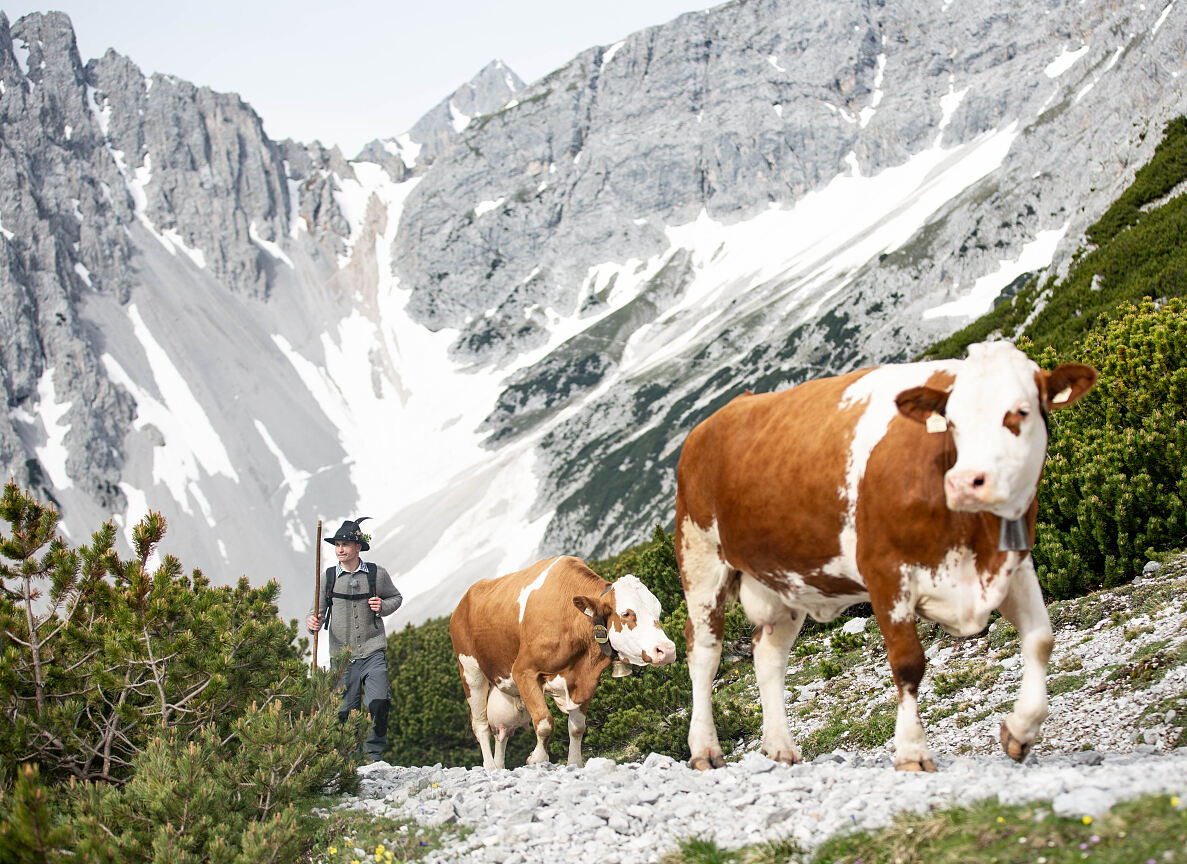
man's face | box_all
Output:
[335,540,362,567]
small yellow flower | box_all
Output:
[432,782,439,788]
[328,848,336,856]
[996,816,1005,823]
[375,845,385,856]
[1172,796,1181,808]
[1081,815,1092,825]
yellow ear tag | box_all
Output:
[926,413,948,434]
[1052,386,1072,404]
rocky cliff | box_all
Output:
[0,1,1183,630]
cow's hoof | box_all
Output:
[894,758,937,772]
[762,746,802,766]
[689,752,726,770]
[1000,719,1032,762]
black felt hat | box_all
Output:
[325,517,371,551]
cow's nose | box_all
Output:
[945,470,992,509]
[650,643,676,665]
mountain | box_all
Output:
[0,2,1183,635]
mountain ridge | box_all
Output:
[0,2,1183,634]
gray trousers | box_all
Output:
[338,650,390,758]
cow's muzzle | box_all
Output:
[944,469,995,511]
[642,643,676,666]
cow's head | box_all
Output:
[573,574,676,668]
[896,342,1097,520]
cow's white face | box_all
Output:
[604,575,676,666]
[897,342,1097,520]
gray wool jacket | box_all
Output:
[308,562,402,661]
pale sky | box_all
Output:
[3,1,719,154]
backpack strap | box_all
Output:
[323,564,383,630]
[321,567,336,630]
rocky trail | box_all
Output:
[327,558,1187,862]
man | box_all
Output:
[306,517,402,762]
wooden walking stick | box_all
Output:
[311,519,322,674]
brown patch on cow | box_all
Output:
[676,369,872,582]
[1003,409,1025,436]
[450,556,616,712]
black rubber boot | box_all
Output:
[364,698,390,760]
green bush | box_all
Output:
[385,616,487,767]
[1034,298,1187,597]
[0,483,364,861]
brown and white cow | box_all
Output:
[676,341,1097,771]
[450,555,677,769]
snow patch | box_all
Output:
[33,371,73,490]
[254,419,313,552]
[73,261,92,287]
[249,220,294,268]
[449,99,472,134]
[859,51,887,128]
[86,85,110,138]
[603,40,626,65]
[101,304,239,520]
[474,197,505,218]
[924,222,1069,319]
[768,54,786,72]
[1045,44,1089,78]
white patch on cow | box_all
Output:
[890,568,916,624]
[908,547,1019,636]
[517,556,560,623]
[458,654,497,768]
[942,343,1049,520]
[607,573,676,665]
[565,706,588,766]
[678,515,731,761]
[893,686,931,767]
[542,675,579,713]
[492,675,519,697]
[737,573,785,628]
[837,360,959,570]
[772,569,868,622]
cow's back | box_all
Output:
[677,369,872,577]
[450,556,602,683]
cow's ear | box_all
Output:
[1039,363,1098,411]
[895,386,950,424]
[573,596,599,618]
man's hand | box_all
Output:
[307,614,322,632]
[368,596,382,613]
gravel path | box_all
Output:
[329,564,1187,862]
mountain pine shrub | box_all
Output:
[1034,298,1187,598]
[0,484,366,860]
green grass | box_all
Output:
[665,795,1187,864]
[304,800,470,864]
[810,794,1187,864]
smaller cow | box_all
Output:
[450,555,677,769]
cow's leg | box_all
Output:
[457,655,496,769]
[679,514,733,770]
[493,728,512,769]
[565,703,588,767]
[740,574,805,764]
[869,592,935,772]
[512,664,552,765]
[996,557,1053,762]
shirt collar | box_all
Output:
[336,560,369,576]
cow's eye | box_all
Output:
[1017,408,1029,418]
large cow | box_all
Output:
[676,342,1097,771]
[450,555,677,769]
